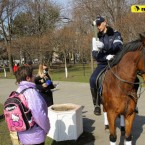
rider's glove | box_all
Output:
[92,20,96,26]
[92,37,99,51]
[106,55,115,60]
[96,40,104,49]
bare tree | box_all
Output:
[11,0,60,63]
[24,0,60,62]
[0,0,23,73]
[56,26,73,78]
[72,0,145,66]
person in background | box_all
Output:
[90,16,123,116]
[35,63,56,107]
[15,65,50,145]
[13,63,19,74]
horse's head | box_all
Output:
[138,33,145,80]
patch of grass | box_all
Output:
[49,64,93,83]
[0,64,93,83]
[0,72,15,79]
[1,64,145,85]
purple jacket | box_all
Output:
[16,81,50,144]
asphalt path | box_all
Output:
[1,79,145,145]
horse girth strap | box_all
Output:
[117,81,139,102]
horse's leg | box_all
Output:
[107,111,117,145]
[104,112,109,129]
[120,115,125,135]
[103,107,109,129]
[125,113,135,145]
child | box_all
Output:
[15,65,50,145]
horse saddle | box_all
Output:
[96,67,108,97]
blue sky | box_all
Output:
[51,0,72,9]
[54,0,69,5]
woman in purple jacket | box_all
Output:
[15,65,50,145]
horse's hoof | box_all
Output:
[105,125,109,130]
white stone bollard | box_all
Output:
[47,103,83,141]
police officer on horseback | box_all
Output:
[90,16,123,115]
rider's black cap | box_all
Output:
[96,16,105,26]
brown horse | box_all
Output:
[102,33,145,145]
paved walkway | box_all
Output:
[1,79,145,145]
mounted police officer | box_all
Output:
[90,16,123,115]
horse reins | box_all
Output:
[107,46,145,99]
[107,45,145,85]
[107,60,144,85]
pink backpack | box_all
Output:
[4,88,35,132]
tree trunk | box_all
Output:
[64,53,68,78]
[7,43,13,73]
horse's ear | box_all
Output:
[139,33,145,45]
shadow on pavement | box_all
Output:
[80,106,96,145]
[132,114,145,145]
[76,131,95,145]
[81,117,95,145]
[116,114,145,145]
[83,117,95,133]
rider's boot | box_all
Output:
[90,88,101,115]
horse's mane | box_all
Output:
[110,39,142,67]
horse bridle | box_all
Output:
[107,45,145,85]
[107,45,145,101]
[136,45,145,75]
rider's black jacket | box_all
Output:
[92,26,123,65]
